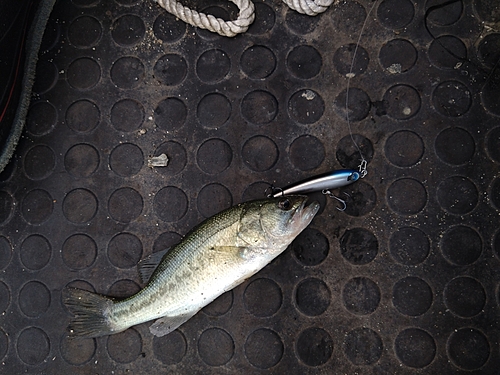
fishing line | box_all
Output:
[345,0,379,178]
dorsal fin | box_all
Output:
[137,248,169,284]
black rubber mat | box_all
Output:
[1,0,500,373]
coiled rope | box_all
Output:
[154,0,334,37]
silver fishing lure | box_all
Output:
[270,169,361,210]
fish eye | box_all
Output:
[278,198,292,210]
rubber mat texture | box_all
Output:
[1,0,500,373]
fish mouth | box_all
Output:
[289,197,320,230]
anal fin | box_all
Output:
[149,312,195,337]
[137,248,169,284]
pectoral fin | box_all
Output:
[149,312,195,337]
[137,248,169,284]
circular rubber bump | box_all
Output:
[340,228,378,265]
[242,136,279,171]
[153,12,186,42]
[40,14,62,51]
[107,328,142,363]
[111,99,144,132]
[153,232,182,253]
[244,278,282,317]
[66,99,100,133]
[111,15,145,46]
[482,70,500,119]
[60,335,95,365]
[155,97,187,131]
[377,0,414,29]
[437,176,478,214]
[21,189,53,225]
[331,1,366,35]
[197,49,230,83]
[62,234,97,270]
[245,329,283,369]
[342,181,377,217]
[289,135,325,171]
[65,144,100,177]
[390,227,430,265]
[387,178,427,215]
[198,328,234,366]
[385,130,424,167]
[108,187,143,223]
[63,188,98,224]
[0,282,10,313]
[107,279,141,299]
[197,93,231,128]
[343,327,383,365]
[0,329,8,361]
[26,101,57,136]
[108,233,143,269]
[435,127,474,165]
[395,328,436,368]
[334,88,371,122]
[153,330,186,365]
[109,143,143,176]
[477,33,500,69]
[154,186,188,222]
[486,127,500,162]
[285,9,319,35]
[342,277,380,315]
[68,15,102,47]
[447,328,490,370]
[493,230,500,260]
[291,228,329,266]
[24,145,55,180]
[444,277,485,317]
[440,225,482,266]
[428,35,467,69]
[240,45,276,79]
[333,44,369,76]
[296,327,333,366]
[0,236,12,270]
[426,0,463,25]
[67,57,100,90]
[197,138,232,174]
[19,281,50,318]
[197,184,232,218]
[17,327,50,365]
[432,81,472,117]
[241,90,278,125]
[473,0,500,23]
[202,291,233,316]
[195,6,229,40]
[288,89,324,124]
[153,141,187,176]
[242,181,273,201]
[110,57,144,89]
[33,61,58,95]
[393,277,433,316]
[0,191,13,225]
[295,278,330,316]
[383,84,421,120]
[286,45,321,79]
[154,54,187,86]
[379,39,417,73]
[20,235,51,270]
[491,177,500,211]
[247,3,275,34]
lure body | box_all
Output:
[273,169,360,197]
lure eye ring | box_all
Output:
[278,198,292,210]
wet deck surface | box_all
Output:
[1,0,500,373]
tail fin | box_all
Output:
[63,287,116,338]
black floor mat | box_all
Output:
[1,0,500,373]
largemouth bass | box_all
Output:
[63,195,319,338]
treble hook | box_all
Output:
[322,190,349,211]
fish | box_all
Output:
[63,195,320,338]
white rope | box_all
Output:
[282,0,334,16]
[155,0,255,37]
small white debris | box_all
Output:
[148,153,169,167]
[387,63,402,74]
[138,129,147,135]
[301,90,316,100]
[403,107,412,116]
[346,72,356,78]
